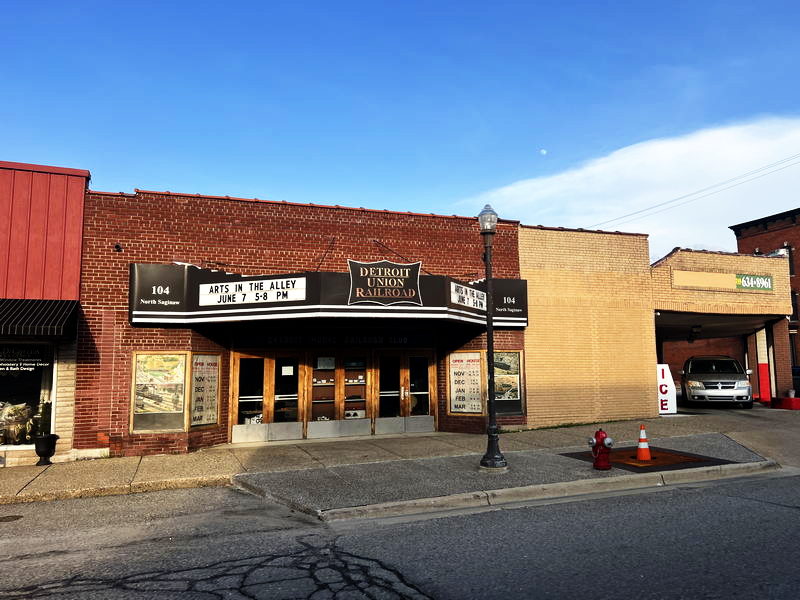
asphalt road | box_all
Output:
[1,470,798,599]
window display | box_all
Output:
[312,356,336,421]
[448,351,483,414]
[0,344,54,445]
[132,352,188,431]
[343,357,367,419]
[191,354,220,426]
[494,351,523,415]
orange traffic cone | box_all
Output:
[636,425,652,461]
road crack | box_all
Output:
[0,534,433,599]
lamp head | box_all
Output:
[477,204,498,234]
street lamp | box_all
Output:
[478,204,507,470]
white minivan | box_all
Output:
[680,355,753,409]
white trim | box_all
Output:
[131,303,527,327]
[133,311,491,325]
[132,303,473,317]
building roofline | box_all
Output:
[88,188,521,225]
[0,160,91,180]
[650,246,784,267]
[729,207,800,235]
[520,223,648,238]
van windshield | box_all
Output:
[688,359,743,374]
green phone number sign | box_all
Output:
[736,274,773,290]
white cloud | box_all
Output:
[464,117,800,261]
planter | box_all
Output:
[33,434,59,466]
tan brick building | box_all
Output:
[654,248,792,402]
[519,226,656,426]
[518,227,792,428]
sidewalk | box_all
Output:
[2,406,796,515]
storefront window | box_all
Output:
[132,352,188,431]
[0,343,54,445]
[191,354,220,426]
[495,351,523,415]
[343,357,367,419]
[311,356,336,421]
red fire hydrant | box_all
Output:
[588,428,614,470]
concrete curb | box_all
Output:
[0,460,782,508]
[0,475,232,506]
[316,460,782,521]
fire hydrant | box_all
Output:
[588,428,614,470]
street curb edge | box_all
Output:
[318,460,781,521]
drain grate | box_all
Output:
[561,446,734,473]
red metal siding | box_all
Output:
[0,162,89,300]
[0,170,11,293]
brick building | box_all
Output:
[75,188,527,458]
[519,226,656,426]
[653,248,792,403]
[518,228,791,426]
[1,159,794,465]
[730,209,800,371]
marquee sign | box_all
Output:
[129,263,528,328]
[198,277,306,306]
[348,260,422,306]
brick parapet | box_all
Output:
[76,190,521,454]
[519,228,657,427]
[651,250,792,315]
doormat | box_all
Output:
[560,446,734,473]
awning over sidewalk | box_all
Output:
[0,299,79,336]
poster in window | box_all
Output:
[316,356,335,370]
[191,354,220,426]
[134,354,186,414]
[493,352,521,401]
[449,352,483,414]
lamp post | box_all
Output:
[478,204,507,470]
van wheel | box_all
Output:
[739,402,753,409]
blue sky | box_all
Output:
[3,1,800,258]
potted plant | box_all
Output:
[33,402,59,466]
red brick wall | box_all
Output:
[772,318,793,396]
[734,224,797,294]
[734,220,796,388]
[662,337,747,383]
[77,190,521,454]
[435,330,526,434]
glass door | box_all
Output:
[236,356,265,425]
[408,355,431,416]
[378,355,402,417]
[377,352,434,418]
[273,356,300,423]
[233,353,301,427]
